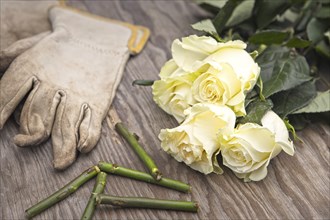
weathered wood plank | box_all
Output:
[0,1,329,220]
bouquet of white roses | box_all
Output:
[135,0,329,182]
[152,35,294,182]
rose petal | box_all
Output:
[234,123,275,152]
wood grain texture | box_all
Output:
[1,1,329,219]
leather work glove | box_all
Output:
[0,6,149,169]
[0,0,58,49]
[0,0,58,74]
[0,0,87,74]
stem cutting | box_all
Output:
[81,172,107,220]
[115,122,162,180]
[96,194,198,212]
[98,161,191,193]
[25,166,100,219]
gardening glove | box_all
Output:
[0,6,149,169]
[0,1,91,73]
[1,0,60,72]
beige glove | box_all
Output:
[0,6,149,169]
[0,0,59,75]
[0,0,59,49]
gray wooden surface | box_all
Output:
[1,1,329,219]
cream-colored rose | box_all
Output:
[191,61,246,116]
[152,35,260,122]
[219,111,294,182]
[159,103,236,174]
[152,60,198,122]
[172,35,260,90]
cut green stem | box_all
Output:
[81,172,107,220]
[132,79,154,86]
[25,166,100,219]
[98,161,191,193]
[96,194,198,212]
[115,122,162,180]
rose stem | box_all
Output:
[115,122,162,180]
[81,172,107,220]
[25,166,100,219]
[96,194,198,212]
[98,161,191,193]
[132,79,154,86]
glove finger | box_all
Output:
[77,106,102,153]
[51,95,83,170]
[0,31,50,73]
[0,67,36,129]
[14,84,61,146]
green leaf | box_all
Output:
[315,39,330,59]
[256,46,312,98]
[285,37,311,48]
[316,6,330,19]
[271,81,317,117]
[240,98,273,125]
[306,18,329,44]
[281,9,299,23]
[295,9,313,32]
[256,46,291,82]
[191,19,221,41]
[194,0,226,14]
[255,0,291,29]
[325,31,330,43]
[248,30,291,45]
[212,0,243,34]
[194,0,226,8]
[293,90,330,114]
[226,0,255,27]
[262,55,312,98]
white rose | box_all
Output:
[152,60,198,122]
[172,35,260,90]
[152,35,260,122]
[191,61,246,116]
[159,103,236,174]
[219,111,294,182]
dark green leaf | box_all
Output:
[295,9,313,32]
[285,37,311,48]
[293,90,330,114]
[306,18,329,44]
[191,19,221,41]
[316,6,330,19]
[239,98,273,125]
[194,0,226,8]
[325,31,330,43]
[315,39,330,59]
[248,30,290,45]
[255,0,291,29]
[212,0,243,34]
[244,89,258,108]
[256,45,291,82]
[226,0,255,27]
[262,55,312,98]
[272,81,317,117]
[288,114,309,131]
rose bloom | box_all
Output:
[219,111,294,182]
[152,60,198,122]
[152,35,260,122]
[159,103,236,174]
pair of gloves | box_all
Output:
[0,5,149,169]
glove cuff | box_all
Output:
[49,5,149,55]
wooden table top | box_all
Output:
[1,1,329,219]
